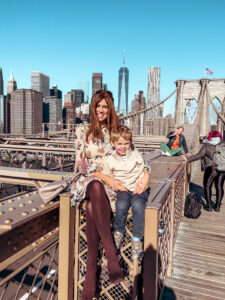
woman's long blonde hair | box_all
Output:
[86,90,120,142]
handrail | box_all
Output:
[143,158,188,299]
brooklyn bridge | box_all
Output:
[1,78,225,300]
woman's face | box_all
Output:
[96,99,109,124]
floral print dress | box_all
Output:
[71,124,151,210]
[71,124,116,209]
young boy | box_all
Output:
[102,125,150,259]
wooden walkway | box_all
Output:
[161,159,225,299]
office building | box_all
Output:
[0,95,4,133]
[4,95,10,133]
[71,89,84,106]
[7,72,17,95]
[5,72,17,133]
[0,69,4,132]
[118,51,129,115]
[50,85,62,99]
[92,73,102,96]
[77,81,89,102]
[64,92,75,125]
[147,67,162,120]
[31,71,50,97]
[131,91,146,113]
[131,91,146,135]
[11,89,42,135]
[64,92,73,104]
[76,102,90,122]
[0,68,3,95]
[43,96,62,131]
[102,82,107,90]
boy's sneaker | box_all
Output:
[131,239,143,259]
[114,231,123,249]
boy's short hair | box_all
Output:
[177,125,184,130]
[110,125,132,142]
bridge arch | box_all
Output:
[184,98,198,124]
[209,97,222,127]
[175,78,225,135]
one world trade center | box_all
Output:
[118,51,129,115]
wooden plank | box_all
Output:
[164,277,225,298]
[160,143,225,299]
[170,273,225,292]
[162,284,224,300]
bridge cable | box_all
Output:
[206,87,225,123]
[120,88,177,120]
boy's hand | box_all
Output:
[134,173,150,194]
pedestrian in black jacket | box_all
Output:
[183,130,224,211]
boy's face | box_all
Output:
[112,136,131,156]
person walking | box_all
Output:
[183,130,225,211]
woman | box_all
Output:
[183,130,225,211]
[71,90,150,300]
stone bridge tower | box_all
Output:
[175,78,225,136]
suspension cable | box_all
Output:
[120,88,177,120]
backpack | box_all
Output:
[213,143,225,172]
[184,192,201,219]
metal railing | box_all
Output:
[0,150,191,300]
[0,190,60,300]
[58,160,189,300]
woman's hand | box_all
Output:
[111,178,127,191]
[133,171,150,194]
[93,172,127,191]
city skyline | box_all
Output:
[1,0,225,116]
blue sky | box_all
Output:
[1,0,225,116]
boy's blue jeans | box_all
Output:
[114,188,150,239]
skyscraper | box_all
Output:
[0,68,3,96]
[92,73,102,96]
[118,51,129,115]
[147,67,162,120]
[102,82,108,90]
[11,89,42,135]
[50,85,62,99]
[0,95,4,133]
[71,89,84,106]
[31,71,50,97]
[0,69,4,132]
[7,72,17,94]
[5,72,17,133]
[43,96,62,131]
[77,81,89,103]
[131,91,146,135]
[64,92,75,126]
